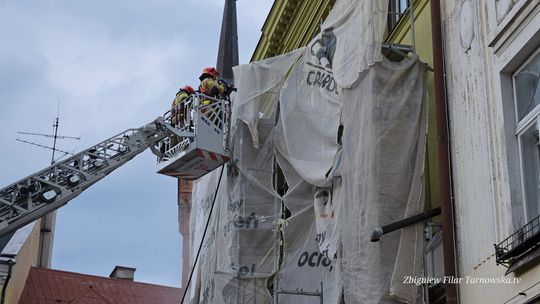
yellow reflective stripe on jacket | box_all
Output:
[200,78,225,96]
[173,92,189,106]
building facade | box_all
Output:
[249,0,540,303]
[0,222,42,303]
[441,0,540,303]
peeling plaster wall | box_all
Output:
[441,0,499,275]
[441,0,540,302]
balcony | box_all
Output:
[495,214,540,270]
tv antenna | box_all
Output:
[16,103,80,165]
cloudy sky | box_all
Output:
[0,0,273,287]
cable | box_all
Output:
[180,165,225,304]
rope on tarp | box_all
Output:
[180,164,225,304]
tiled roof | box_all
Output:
[19,267,182,304]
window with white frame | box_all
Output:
[515,49,540,222]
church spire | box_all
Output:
[216,0,239,84]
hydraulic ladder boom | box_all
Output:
[0,119,169,238]
[0,93,232,238]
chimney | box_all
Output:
[109,266,136,281]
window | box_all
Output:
[515,49,540,221]
[495,49,540,268]
[387,0,410,33]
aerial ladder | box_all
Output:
[0,93,231,237]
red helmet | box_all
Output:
[201,67,220,79]
[181,85,195,94]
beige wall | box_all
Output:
[0,221,41,304]
[460,256,540,304]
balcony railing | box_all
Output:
[495,214,540,266]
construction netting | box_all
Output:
[187,0,428,303]
[190,120,280,303]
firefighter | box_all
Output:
[171,85,195,128]
[169,85,195,149]
[198,67,230,129]
[199,67,227,105]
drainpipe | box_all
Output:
[430,0,459,303]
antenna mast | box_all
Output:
[15,102,81,269]
[51,116,59,164]
[16,103,80,164]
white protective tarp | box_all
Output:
[313,169,342,261]
[189,0,430,302]
[337,56,428,304]
[274,55,427,303]
[273,0,391,271]
[188,169,223,304]
[274,50,342,187]
[272,34,345,300]
[213,120,280,304]
[277,165,343,304]
[189,119,281,304]
[321,0,389,88]
[232,48,304,148]
[278,207,342,304]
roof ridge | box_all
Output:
[30,266,183,290]
[72,288,114,304]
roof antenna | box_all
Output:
[16,100,81,165]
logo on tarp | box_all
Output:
[306,27,339,95]
[297,251,333,271]
[310,27,337,69]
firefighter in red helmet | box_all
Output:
[171,85,195,128]
[169,85,195,147]
[199,67,226,105]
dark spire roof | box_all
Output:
[216,0,239,84]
